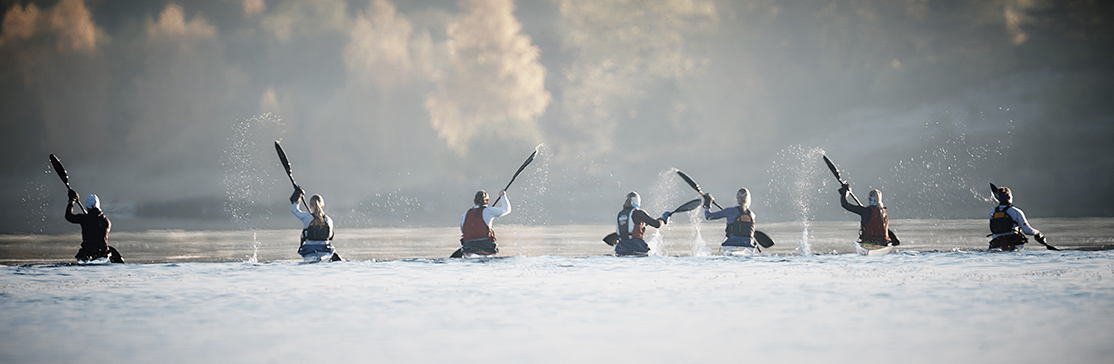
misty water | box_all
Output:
[2,218,1113,364]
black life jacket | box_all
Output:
[302,216,333,242]
[990,204,1018,235]
[726,207,755,238]
[617,207,645,240]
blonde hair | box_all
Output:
[309,194,326,223]
[736,188,751,210]
[868,189,883,208]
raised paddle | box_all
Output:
[603,198,703,246]
[823,154,900,245]
[675,169,775,250]
[677,170,722,210]
[451,145,542,258]
[49,154,86,214]
[274,141,309,211]
[990,182,1058,251]
[491,144,541,207]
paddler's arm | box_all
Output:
[1007,207,1040,236]
[489,190,511,217]
[64,191,80,223]
[633,209,663,228]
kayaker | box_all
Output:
[838,184,892,248]
[290,186,342,262]
[703,188,757,253]
[65,189,124,263]
[988,186,1045,251]
[614,192,671,256]
[459,190,511,256]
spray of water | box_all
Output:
[886,111,1016,218]
[22,169,52,233]
[766,146,827,255]
[222,113,284,262]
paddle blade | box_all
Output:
[888,229,900,246]
[755,231,775,248]
[672,199,703,214]
[676,170,702,193]
[275,141,292,175]
[450,248,464,258]
[822,155,842,181]
[603,232,619,246]
[49,154,70,185]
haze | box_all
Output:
[1,0,1111,233]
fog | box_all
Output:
[2,0,1112,233]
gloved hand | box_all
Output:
[1035,233,1046,244]
[68,189,79,201]
[660,211,671,223]
[290,186,304,204]
[838,183,850,195]
[702,193,713,209]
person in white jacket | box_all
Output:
[455,190,511,257]
[290,186,341,262]
[988,186,1045,251]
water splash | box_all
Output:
[766,145,827,255]
[507,143,552,226]
[644,168,686,256]
[222,113,284,260]
[22,168,52,233]
[886,111,1016,218]
[688,210,712,257]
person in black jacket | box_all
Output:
[614,192,671,256]
[65,190,123,263]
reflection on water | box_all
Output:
[2,218,1112,265]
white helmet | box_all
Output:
[85,194,100,210]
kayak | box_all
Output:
[722,246,757,256]
[854,242,895,256]
[301,251,342,263]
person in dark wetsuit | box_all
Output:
[838,184,893,248]
[290,187,341,262]
[459,190,511,256]
[614,192,671,256]
[703,188,757,252]
[65,190,123,263]
[988,186,1044,251]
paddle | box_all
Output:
[675,169,775,251]
[274,141,309,211]
[49,154,86,214]
[451,145,541,258]
[676,170,722,210]
[491,145,540,207]
[990,182,1058,251]
[603,199,703,246]
[822,155,900,245]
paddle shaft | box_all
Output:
[676,170,723,210]
[491,149,538,207]
[49,154,87,214]
[274,142,310,211]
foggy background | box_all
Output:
[1,0,1111,234]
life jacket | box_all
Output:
[82,209,111,250]
[726,207,755,238]
[617,207,646,240]
[990,204,1019,235]
[861,205,889,241]
[302,216,333,242]
[461,206,496,242]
